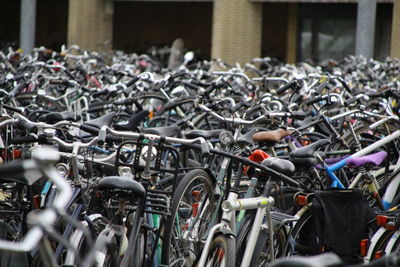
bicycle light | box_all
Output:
[56,163,69,178]
[219,131,234,146]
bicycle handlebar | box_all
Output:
[197,103,305,125]
[0,146,72,252]
[99,126,210,157]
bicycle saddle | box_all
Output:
[39,110,76,123]
[139,124,179,137]
[271,253,342,267]
[290,139,331,158]
[346,151,387,168]
[290,157,319,168]
[97,175,145,198]
[252,129,292,143]
[114,110,149,131]
[236,128,267,144]
[85,112,116,129]
[185,129,222,139]
[261,157,295,177]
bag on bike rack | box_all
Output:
[310,189,375,264]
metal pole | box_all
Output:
[355,0,377,58]
[20,0,37,55]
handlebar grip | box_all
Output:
[106,135,123,143]
[113,98,143,110]
[290,111,307,120]
[154,80,167,91]
[345,96,359,106]
[276,81,296,95]
[80,124,100,135]
[49,79,66,85]
[126,76,139,88]
[315,79,329,95]
[2,104,23,114]
[0,160,26,177]
[203,81,227,97]
[87,105,108,113]
[16,119,38,134]
[339,78,352,94]
[92,89,109,98]
[232,100,250,113]
[171,71,187,79]
[10,136,38,145]
[200,141,210,157]
[391,90,400,99]
[305,96,323,106]
[64,69,75,80]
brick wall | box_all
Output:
[67,0,113,51]
[391,0,400,57]
[211,0,262,65]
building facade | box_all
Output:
[1,0,398,64]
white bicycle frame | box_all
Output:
[196,191,275,267]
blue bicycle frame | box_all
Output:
[325,130,400,208]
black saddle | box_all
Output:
[114,110,149,132]
[290,157,319,168]
[139,124,180,137]
[97,175,145,198]
[271,253,342,267]
[39,111,76,123]
[261,157,295,177]
[290,139,330,158]
[185,129,222,139]
[85,112,116,129]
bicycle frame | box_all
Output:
[196,189,275,267]
[326,130,400,191]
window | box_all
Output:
[298,3,392,63]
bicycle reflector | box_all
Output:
[295,195,307,206]
[244,149,270,176]
[375,250,384,259]
[192,203,199,217]
[360,239,368,257]
[376,215,388,227]
[376,215,397,230]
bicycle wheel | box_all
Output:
[250,224,287,266]
[284,206,314,256]
[365,228,395,263]
[236,212,287,267]
[161,169,216,266]
[63,214,111,266]
[204,235,235,267]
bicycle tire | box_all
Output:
[161,169,216,266]
[365,228,395,263]
[250,221,287,266]
[63,214,109,266]
[204,234,235,267]
[284,206,313,256]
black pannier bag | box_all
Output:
[310,189,375,264]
